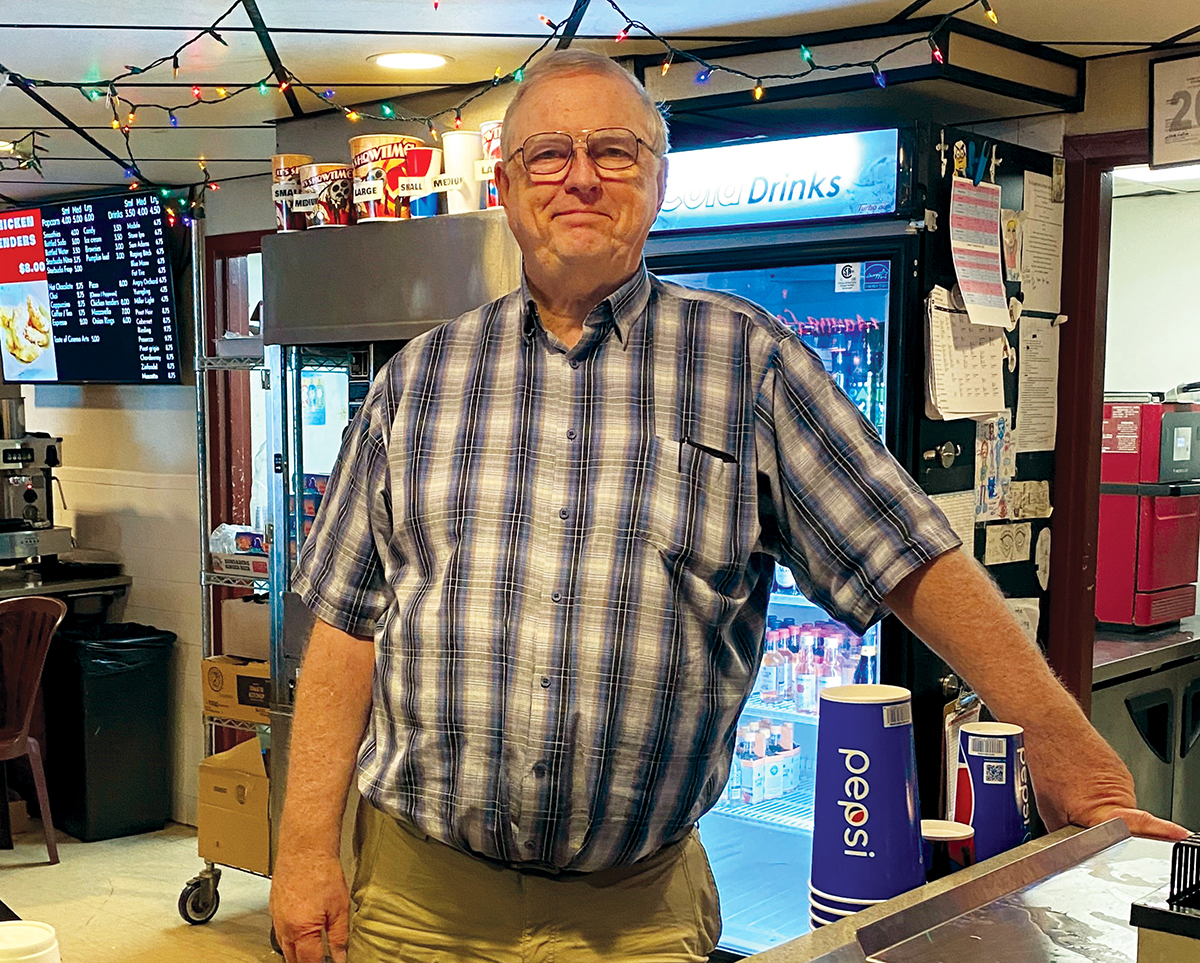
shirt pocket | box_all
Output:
[635,434,745,583]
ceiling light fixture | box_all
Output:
[373,52,448,70]
[1114,163,1200,183]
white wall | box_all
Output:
[23,183,274,828]
[1105,191,1200,393]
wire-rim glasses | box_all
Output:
[510,127,657,175]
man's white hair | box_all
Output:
[499,49,671,160]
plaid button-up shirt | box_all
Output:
[293,264,960,874]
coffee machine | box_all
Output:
[0,384,72,560]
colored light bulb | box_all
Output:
[872,63,887,88]
[753,80,764,101]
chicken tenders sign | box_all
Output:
[0,208,58,382]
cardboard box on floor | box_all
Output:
[198,739,270,875]
[202,655,271,725]
[220,595,270,662]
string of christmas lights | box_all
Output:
[0,131,47,175]
[0,0,1000,193]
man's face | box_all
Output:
[496,72,667,278]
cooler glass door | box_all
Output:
[660,261,890,954]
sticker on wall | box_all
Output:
[1036,529,1051,591]
[834,262,861,292]
[953,141,967,177]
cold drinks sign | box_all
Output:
[652,128,899,233]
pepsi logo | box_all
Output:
[839,748,875,858]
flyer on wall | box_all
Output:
[0,209,58,382]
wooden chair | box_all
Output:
[0,596,67,864]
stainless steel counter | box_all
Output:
[1093,615,1200,686]
[0,573,131,602]
[745,820,1173,963]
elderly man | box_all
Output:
[270,50,1183,963]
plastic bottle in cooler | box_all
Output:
[739,722,765,805]
[774,562,798,595]
[795,624,818,710]
[764,724,785,800]
[853,642,878,685]
[758,630,784,704]
[817,625,842,695]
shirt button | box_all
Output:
[569,359,579,369]
[551,591,562,602]
[540,676,551,688]
[566,429,577,440]
[533,762,547,777]
[525,840,536,851]
[559,507,569,520]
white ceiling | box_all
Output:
[1,0,1198,202]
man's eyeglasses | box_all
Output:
[509,128,658,176]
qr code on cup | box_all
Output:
[984,761,1007,785]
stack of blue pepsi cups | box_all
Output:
[809,685,924,928]
[952,721,1033,861]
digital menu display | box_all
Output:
[0,192,180,384]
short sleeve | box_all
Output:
[755,334,961,635]
[291,369,397,638]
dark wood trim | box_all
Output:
[1050,129,1148,715]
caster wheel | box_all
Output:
[178,879,220,924]
[270,924,283,955]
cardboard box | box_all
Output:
[212,553,269,578]
[198,739,270,875]
[202,655,271,724]
[221,596,270,662]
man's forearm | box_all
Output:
[883,548,1083,730]
[278,617,375,858]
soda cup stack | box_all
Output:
[808,684,924,926]
[952,722,1032,861]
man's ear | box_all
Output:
[655,156,669,215]
[496,160,513,208]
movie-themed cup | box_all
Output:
[920,819,976,882]
[405,147,444,218]
[810,685,924,904]
[350,134,428,221]
[953,722,1032,862]
[480,120,503,208]
[297,163,354,228]
[441,130,486,214]
[272,153,312,232]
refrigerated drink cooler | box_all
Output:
[263,123,1063,959]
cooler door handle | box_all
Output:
[1125,688,1175,765]
[1181,678,1200,760]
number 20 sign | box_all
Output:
[1151,53,1200,169]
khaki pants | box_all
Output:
[348,801,722,963]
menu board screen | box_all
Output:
[0,192,180,384]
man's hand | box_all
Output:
[1023,719,1189,840]
[270,849,350,963]
[884,550,1190,841]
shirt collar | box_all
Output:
[521,262,652,349]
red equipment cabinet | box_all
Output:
[1096,399,1200,628]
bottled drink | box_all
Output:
[853,643,878,685]
[774,563,798,595]
[740,722,766,805]
[759,630,784,704]
[816,626,840,695]
[764,724,786,800]
[796,624,818,710]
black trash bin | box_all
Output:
[42,622,176,842]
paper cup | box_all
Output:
[272,153,311,232]
[405,147,443,218]
[810,684,924,903]
[0,921,60,963]
[808,883,884,912]
[921,819,976,881]
[480,120,503,208]
[809,896,857,918]
[809,912,827,930]
[441,130,486,214]
[953,722,1031,861]
[350,134,427,221]
[298,163,354,228]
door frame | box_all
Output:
[1050,129,1147,714]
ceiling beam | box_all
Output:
[1156,21,1200,46]
[240,0,304,117]
[0,68,137,178]
[557,0,594,50]
[889,0,937,22]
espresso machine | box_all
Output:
[0,383,72,561]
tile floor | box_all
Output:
[0,819,276,962]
